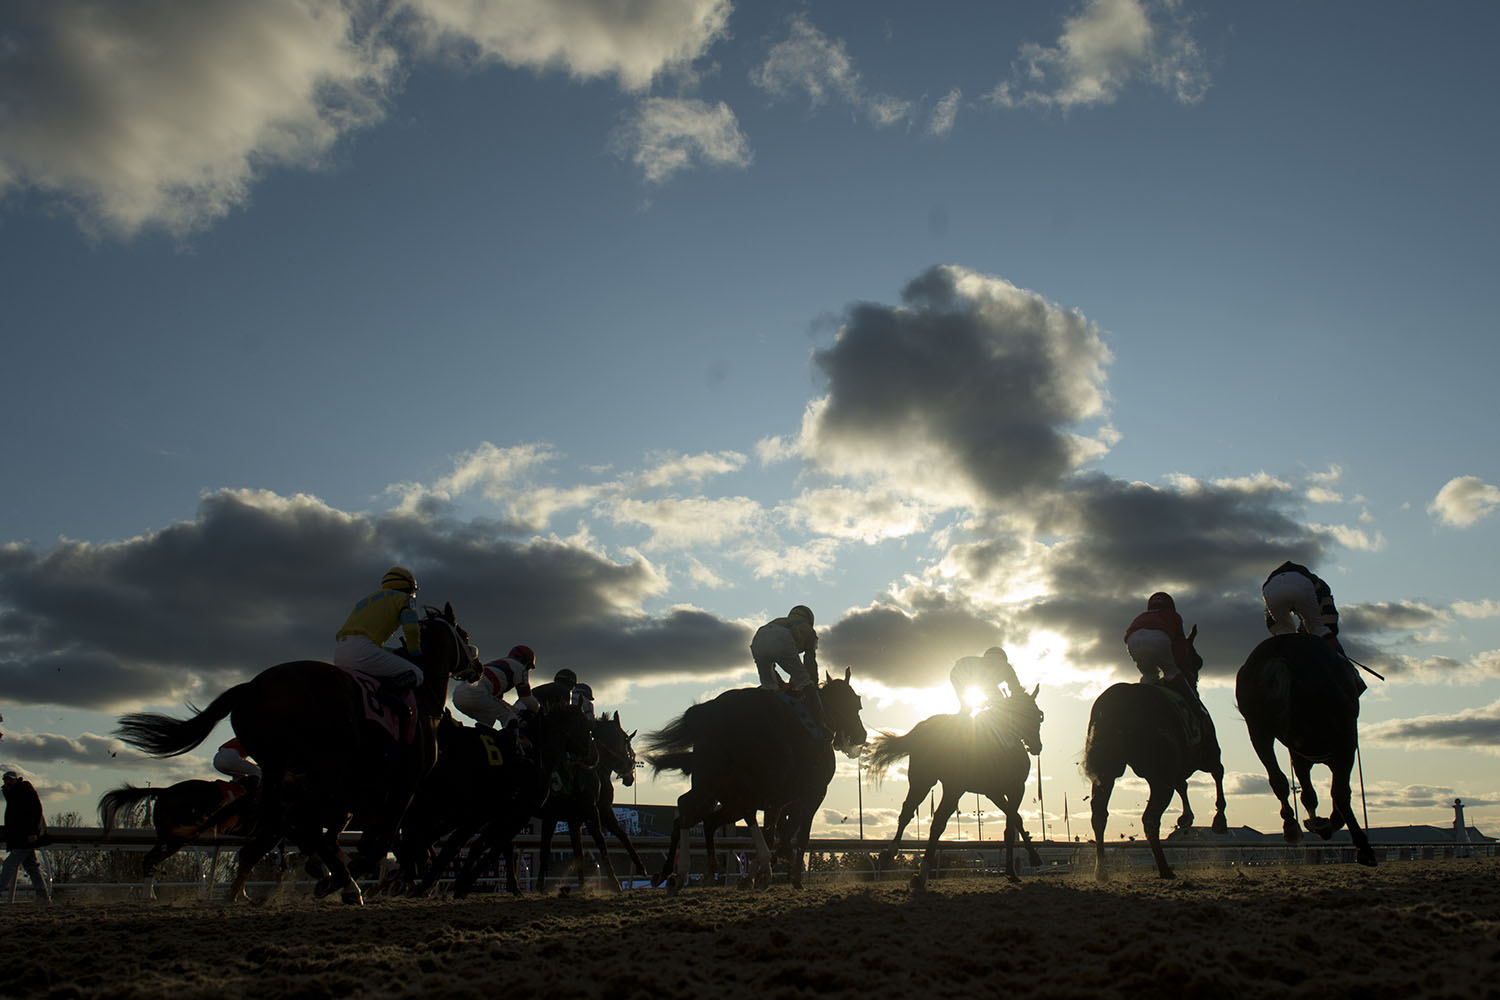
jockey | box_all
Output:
[751,605,831,735]
[451,645,540,729]
[570,680,596,721]
[212,738,262,786]
[334,566,424,688]
[1123,592,1201,707]
[1262,561,1364,694]
[949,646,1019,712]
[530,667,578,712]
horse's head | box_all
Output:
[820,666,868,758]
[538,703,598,768]
[592,711,639,786]
[419,603,483,684]
[1182,624,1204,689]
[1007,682,1045,756]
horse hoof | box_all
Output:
[1357,848,1378,868]
[909,874,927,892]
[666,874,683,896]
[1281,823,1304,845]
[1158,868,1177,881]
[313,876,336,899]
[341,886,364,906]
[1211,815,1228,835]
[1005,871,1022,885]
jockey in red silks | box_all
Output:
[334,566,424,687]
[1124,592,1206,710]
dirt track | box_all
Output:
[3,860,1498,998]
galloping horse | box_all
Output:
[403,704,595,898]
[98,778,257,899]
[114,603,481,904]
[535,711,649,893]
[865,684,1045,890]
[1083,624,1226,881]
[1236,633,1376,867]
[644,668,867,892]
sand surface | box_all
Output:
[3,860,1497,998]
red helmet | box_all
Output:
[508,644,536,668]
[1147,592,1176,612]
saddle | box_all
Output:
[1154,684,1204,747]
[774,690,826,742]
[339,666,419,745]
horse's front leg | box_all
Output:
[1173,781,1195,831]
[1142,780,1177,879]
[1090,777,1116,882]
[1292,753,1335,838]
[1208,761,1229,834]
[914,788,961,892]
[581,809,622,893]
[882,777,934,867]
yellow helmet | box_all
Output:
[381,566,417,593]
[788,605,814,626]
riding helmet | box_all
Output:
[788,604,814,626]
[382,566,417,593]
[554,667,578,687]
[508,644,536,668]
[983,646,1010,664]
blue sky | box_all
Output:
[2,0,1498,845]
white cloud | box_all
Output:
[404,0,730,92]
[634,450,748,489]
[1429,476,1500,528]
[610,97,752,184]
[985,0,1209,111]
[605,495,765,550]
[927,88,962,137]
[0,0,399,239]
[1454,600,1500,620]
[751,14,912,127]
[787,487,934,543]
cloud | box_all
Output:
[801,265,1114,508]
[1364,698,1500,752]
[1429,476,1500,528]
[0,0,400,239]
[0,0,733,238]
[985,0,1209,111]
[0,486,736,710]
[610,96,752,184]
[750,14,912,127]
[927,88,962,137]
[403,0,730,92]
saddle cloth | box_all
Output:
[338,666,418,745]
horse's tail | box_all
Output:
[98,784,159,832]
[1082,690,1130,786]
[862,729,915,785]
[115,683,248,757]
[641,706,700,777]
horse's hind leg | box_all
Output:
[1292,754,1334,839]
[1142,781,1177,879]
[1089,777,1116,882]
[1209,760,1228,834]
[1247,728,1301,844]
[881,774,936,867]
[1331,752,1377,868]
[914,787,962,892]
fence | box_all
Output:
[5,827,1492,903]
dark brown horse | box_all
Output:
[395,704,595,897]
[535,711,649,893]
[644,669,868,892]
[1083,625,1227,880]
[1236,633,1376,867]
[98,779,257,899]
[114,603,481,904]
[865,684,1044,890]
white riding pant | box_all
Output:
[1126,629,1179,682]
[451,682,518,728]
[751,624,813,689]
[1262,572,1330,637]
[334,635,425,684]
[212,747,263,781]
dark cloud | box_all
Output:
[1365,701,1500,751]
[0,489,745,711]
[823,594,1009,688]
[805,265,1111,503]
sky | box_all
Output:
[2,0,1499,848]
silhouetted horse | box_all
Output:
[535,711,649,893]
[1236,633,1376,867]
[98,778,257,899]
[644,668,867,892]
[865,684,1044,890]
[114,603,481,904]
[1083,625,1227,880]
[404,704,596,898]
